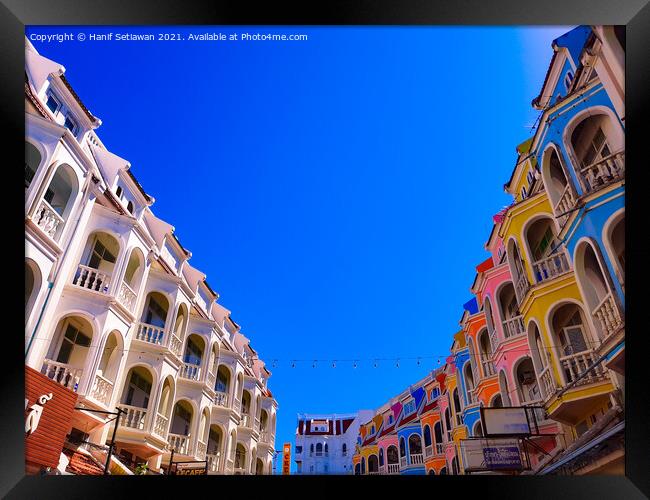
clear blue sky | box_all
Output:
[27,25,571,471]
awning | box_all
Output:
[540,420,624,474]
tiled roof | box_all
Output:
[63,448,105,475]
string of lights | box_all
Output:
[25,334,607,369]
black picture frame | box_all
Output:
[3,0,648,498]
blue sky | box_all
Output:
[27,25,571,471]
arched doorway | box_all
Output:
[119,365,154,430]
[34,163,78,241]
[138,292,170,345]
[169,400,194,454]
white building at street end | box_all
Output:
[24,37,278,475]
[294,411,373,474]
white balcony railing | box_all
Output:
[592,292,623,341]
[89,373,114,406]
[207,453,221,473]
[387,463,399,474]
[214,391,229,408]
[233,398,242,414]
[424,445,433,458]
[240,413,252,428]
[117,404,147,430]
[153,412,169,437]
[580,150,625,193]
[481,358,496,377]
[41,359,82,392]
[72,264,111,294]
[33,199,64,241]
[168,433,191,455]
[515,271,530,301]
[435,443,444,455]
[533,251,571,283]
[225,458,235,474]
[539,365,556,399]
[179,362,201,382]
[554,184,576,225]
[466,390,477,404]
[117,281,137,312]
[560,350,607,386]
[503,315,525,339]
[135,322,165,346]
[206,371,216,390]
[168,333,183,358]
[196,440,207,459]
[260,430,271,443]
[410,453,424,465]
[399,456,407,468]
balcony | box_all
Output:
[88,373,114,406]
[409,453,424,465]
[514,271,530,302]
[481,359,496,377]
[260,430,272,443]
[41,359,82,392]
[117,404,148,430]
[72,264,111,294]
[207,453,221,473]
[539,366,556,400]
[168,433,191,455]
[387,463,399,474]
[205,371,216,390]
[240,413,253,428]
[32,199,64,241]
[196,440,207,460]
[233,397,242,414]
[592,292,624,342]
[560,350,608,386]
[179,362,201,382]
[117,281,137,312]
[424,444,433,458]
[399,456,407,468]
[580,150,625,193]
[153,412,169,438]
[554,184,577,225]
[503,315,525,339]
[214,391,229,408]
[532,252,571,284]
[225,458,235,474]
[435,443,444,455]
[134,322,183,358]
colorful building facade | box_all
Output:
[352,25,624,476]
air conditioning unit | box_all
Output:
[520,370,536,385]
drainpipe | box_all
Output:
[25,173,97,360]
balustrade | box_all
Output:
[592,293,623,341]
[410,453,424,465]
[118,281,137,311]
[207,453,221,473]
[135,322,165,346]
[33,199,64,240]
[387,463,399,474]
[539,366,556,399]
[89,374,114,405]
[117,404,147,430]
[41,359,82,392]
[580,150,625,192]
[179,362,201,381]
[503,315,525,339]
[560,350,607,385]
[72,264,111,294]
[153,412,168,437]
[168,433,191,455]
[533,252,570,283]
[554,184,576,225]
[214,391,229,408]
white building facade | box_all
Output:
[294,411,373,474]
[24,38,278,475]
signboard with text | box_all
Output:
[481,407,531,437]
[459,438,527,472]
[171,461,208,475]
[282,443,291,475]
[25,366,78,472]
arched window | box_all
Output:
[361,457,366,475]
[342,443,347,455]
[387,445,399,464]
[399,437,406,457]
[36,163,78,240]
[316,442,322,455]
[127,200,134,214]
[368,455,379,473]
[310,443,314,454]
[423,425,432,447]
[215,365,230,394]
[408,434,422,455]
[25,142,41,188]
[379,448,384,466]
[324,443,328,454]
[428,469,436,475]
[440,466,447,475]
[433,421,443,446]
